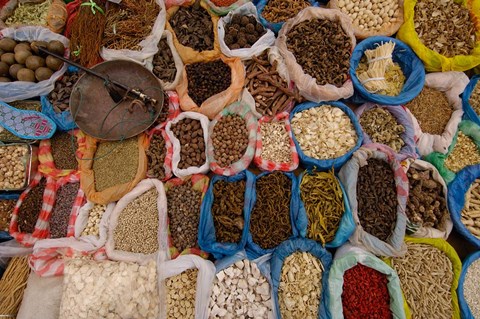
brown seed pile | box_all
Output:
[212,179,246,243]
[48,72,81,113]
[186,60,232,106]
[156,94,170,125]
[262,0,311,23]
[171,118,206,169]
[17,179,46,234]
[146,133,167,180]
[405,87,453,135]
[414,0,476,58]
[444,132,480,173]
[224,14,266,50]
[357,158,397,241]
[469,82,480,115]
[360,107,405,152]
[250,172,292,250]
[212,114,249,168]
[0,101,41,141]
[152,38,176,83]
[50,132,78,170]
[167,184,202,252]
[50,182,80,239]
[287,19,351,87]
[406,167,448,230]
[0,199,16,231]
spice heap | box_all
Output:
[287,19,351,87]
[114,188,159,254]
[391,242,454,319]
[17,179,46,234]
[463,258,480,318]
[357,159,397,241]
[360,107,405,152]
[93,137,138,192]
[300,170,344,245]
[209,259,272,318]
[81,204,106,237]
[166,184,202,252]
[405,87,452,135]
[262,0,310,23]
[50,132,78,170]
[342,264,392,319]
[414,0,476,57]
[48,72,81,113]
[250,172,292,250]
[291,105,357,159]
[152,38,176,83]
[171,118,206,169]
[212,180,245,243]
[444,132,480,173]
[0,199,16,231]
[50,183,80,239]
[212,114,248,168]
[166,269,198,319]
[260,121,291,163]
[0,145,28,190]
[469,82,480,115]
[0,101,41,141]
[279,252,323,318]
[224,14,266,50]
[186,60,232,105]
[103,0,160,51]
[337,0,399,33]
[146,133,167,180]
[5,0,51,27]
[462,179,480,239]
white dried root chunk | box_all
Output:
[464,258,480,318]
[209,259,272,318]
[59,259,159,319]
[337,0,399,31]
[260,122,292,163]
[81,204,106,237]
[166,268,198,319]
[279,252,323,319]
[291,106,357,159]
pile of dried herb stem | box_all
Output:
[5,0,51,26]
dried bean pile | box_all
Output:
[224,14,266,50]
[300,170,344,245]
[357,159,397,241]
[360,107,405,152]
[444,132,480,173]
[463,258,480,318]
[17,179,46,234]
[414,0,476,57]
[406,167,447,230]
[469,82,480,115]
[342,264,392,319]
[48,72,81,113]
[49,183,80,239]
[166,269,198,319]
[262,0,311,23]
[170,2,214,52]
[405,87,452,135]
[146,133,167,180]
[260,121,291,163]
[114,188,159,254]
[212,180,245,243]
[166,184,202,252]
[462,179,480,239]
[287,19,351,87]
[81,204,106,237]
[171,118,206,169]
[50,132,78,170]
[212,114,248,167]
[0,101,41,141]
[186,60,231,105]
[0,145,28,190]
[152,38,176,83]
[391,242,454,319]
[250,172,292,249]
[0,199,16,231]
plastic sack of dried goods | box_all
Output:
[463,75,480,126]
[256,0,320,33]
[158,254,216,319]
[270,237,332,319]
[425,120,480,185]
[328,244,406,319]
[355,103,417,161]
[397,0,480,72]
[207,102,257,176]
[100,0,166,63]
[79,134,148,205]
[338,145,408,257]
[405,72,469,157]
[165,112,210,179]
[145,126,173,182]
[198,170,255,259]
[106,178,168,264]
[275,7,355,102]
[458,250,480,319]
[0,26,69,102]
[349,36,425,106]
[177,55,245,119]
[74,200,115,248]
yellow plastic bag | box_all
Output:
[397,0,480,72]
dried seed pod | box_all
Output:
[359,107,405,152]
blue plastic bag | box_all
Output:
[41,66,79,132]
[458,250,480,319]
[298,170,355,249]
[245,171,307,259]
[199,170,255,259]
[271,237,332,319]
[289,101,363,171]
[256,0,320,33]
[349,36,425,105]
[462,75,480,126]
[448,164,480,248]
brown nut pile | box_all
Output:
[167,184,202,252]
[146,133,167,180]
[224,14,266,50]
[50,132,78,170]
[444,132,480,173]
[212,114,249,168]
[360,107,405,152]
[414,0,476,57]
[212,179,246,243]
[0,199,16,231]
[357,158,397,241]
[262,0,311,23]
[48,72,81,113]
[469,82,480,115]
[171,118,206,169]
[406,167,447,230]
[260,121,291,163]
[17,179,46,234]
[286,19,351,87]
[186,60,232,106]
[152,38,176,83]
[0,145,28,190]
[166,268,198,319]
[50,182,80,239]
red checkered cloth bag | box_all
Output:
[156,90,181,129]
[253,111,299,172]
[146,125,173,181]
